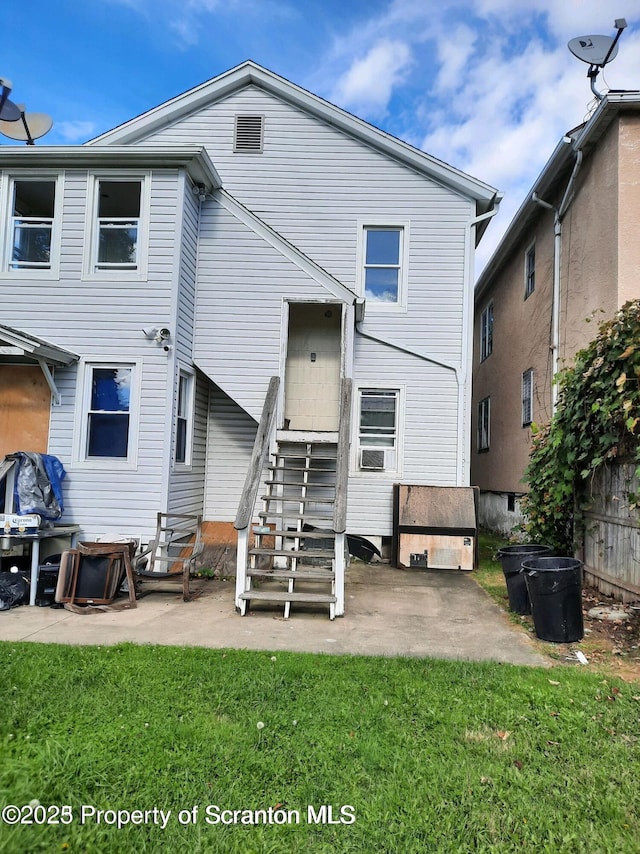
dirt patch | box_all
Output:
[526,585,640,681]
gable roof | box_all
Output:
[88,60,500,216]
[476,91,640,301]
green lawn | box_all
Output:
[1,643,638,853]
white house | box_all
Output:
[0,61,500,616]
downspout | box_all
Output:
[532,147,583,412]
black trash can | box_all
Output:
[496,544,552,615]
[521,557,583,642]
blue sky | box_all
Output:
[3,0,640,269]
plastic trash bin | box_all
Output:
[496,544,552,615]
[521,556,583,642]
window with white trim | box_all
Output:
[84,365,134,460]
[6,178,58,272]
[357,389,399,472]
[525,242,535,298]
[480,301,493,361]
[175,371,193,465]
[522,369,533,426]
[91,178,144,273]
[361,225,407,306]
[477,397,490,451]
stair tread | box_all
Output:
[258,512,333,521]
[248,568,334,580]
[275,453,337,461]
[267,468,336,474]
[239,591,337,603]
[256,529,335,538]
[265,481,336,488]
[261,495,335,504]
[250,547,333,557]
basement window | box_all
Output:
[234,115,264,152]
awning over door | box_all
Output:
[0,323,78,405]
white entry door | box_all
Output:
[284,303,342,431]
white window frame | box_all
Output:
[174,368,194,467]
[477,397,490,452]
[356,220,410,311]
[352,385,404,476]
[72,358,141,470]
[85,172,150,280]
[524,241,535,298]
[0,173,63,278]
[480,301,493,361]
[522,369,534,427]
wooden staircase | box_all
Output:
[238,440,340,619]
[234,377,351,620]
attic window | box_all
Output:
[234,115,264,152]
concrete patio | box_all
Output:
[0,563,549,666]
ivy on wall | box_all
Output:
[521,299,640,552]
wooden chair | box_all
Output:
[134,513,203,601]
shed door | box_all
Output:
[0,366,51,457]
[284,304,342,431]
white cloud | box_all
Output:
[331,40,413,117]
[55,120,97,143]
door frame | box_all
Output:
[278,298,352,431]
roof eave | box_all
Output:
[0,145,222,190]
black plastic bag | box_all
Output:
[0,571,29,610]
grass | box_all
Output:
[0,643,639,853]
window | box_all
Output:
[85,366,132,459]
[91,178,144,273]
[525,243,535,298]
[8,179,57,271]
[358,389,399,472]
[234,115,264,152]
[175,372,193,465]
[480,302,493,361]
[477,397,490,451]
[361,225,407,306]
[522,369,533,426]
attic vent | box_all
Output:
[234,115,264,152]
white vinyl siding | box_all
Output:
[139,85,472,366]
[0,167,183,541]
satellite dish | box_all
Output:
[568,35,619,67]
[0,112,53,142]
[0,74,54,144]
[568,19,627,101]
[0,77,21,122]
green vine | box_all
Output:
[521,299,640,552]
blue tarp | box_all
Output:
[13,452,66,520]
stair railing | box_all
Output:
[332,377,352,616]
[234,376,280,609]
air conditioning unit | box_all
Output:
[360,449,385,471]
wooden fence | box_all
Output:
[580,462,640,603]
